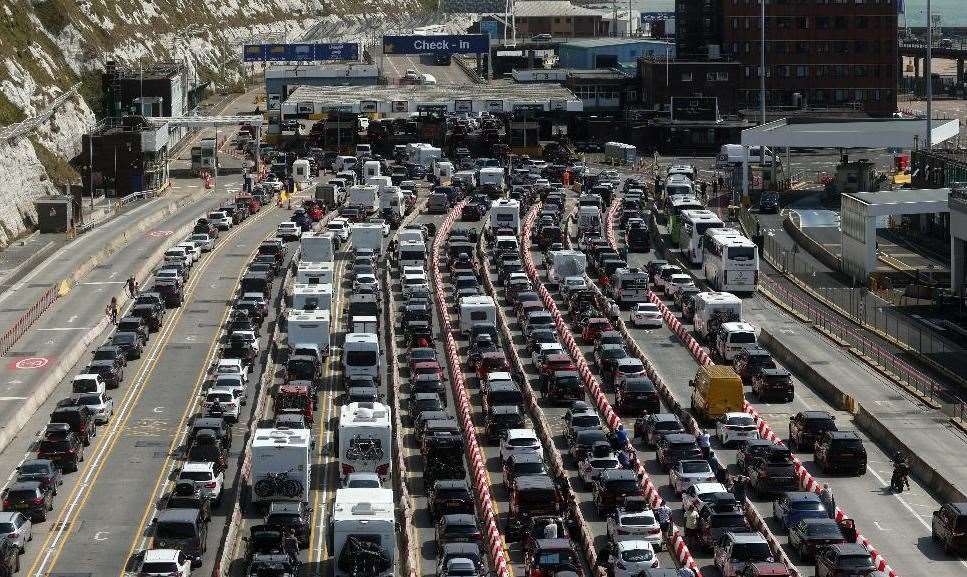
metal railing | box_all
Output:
[0,285,59,357]
[0,83,81,142]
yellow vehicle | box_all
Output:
[689,364,745,423]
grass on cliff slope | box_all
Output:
[30,136,79,186]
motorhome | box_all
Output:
[479,167,506,192]
[299,233,335,264]
[548,250,587,286]
[347,185,379,216]
[692,291,743,340]
[342,333,380,384]
[338,402,392,481]
[291,283,333,313]
[292,159,311,184]
[334,155,357,173]
[351,223,385,255]
[363,160,381,179]
[286,309,331,358]
[577,205,602,234]
[434,161,454,183]
[406,143,442,166]
[459,295,497,334]
[488,199,521,235]
[295,261,334,285]
[331,488,396,577]
[379,187,405,220]
[249,428,311,505]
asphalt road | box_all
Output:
[381,53,474,84]
[622,209,967,577]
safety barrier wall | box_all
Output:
[475,237,604,575]
[521,203,702,575]
[599,197,802,576]
[609,199,901,577]
[0,285,57,356]
[430,200,511,577]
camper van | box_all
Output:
[459,295,497,334]
[249,428,311,505]
[692,292,743,341]
[331,488,396,577]
[338,402,393,481]
[295,261,334,285]
[363,160,381,179]
[291,284,333,313]
[488,199,521,235]
[342,333,381,384]
[286,309,331,359]
[299,233,335,264]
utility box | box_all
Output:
[34,196,74,233]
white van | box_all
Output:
[715,321,760,361]
[342,333,380,384]
[398,240,427,268]
[459,295,497,334]
[716,144,776,167]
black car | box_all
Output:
[15,459,63,495]
[569,429,609,462]
[92,344,126,369]
[655,433,702,470]
[265,501,311,548]
[117,316,149,344]
[814,543,876,577]
[592,469,641,515]
[485,406,526,442]
[788,411,837,451]
[411,373,446,399]
[932,501,967,554]
[49,406,96,446]
[813,431,867,475]
[36,426,84,472]
[502,453,549,488]
[111,331,144,360]
[788,518,846,560]
[635,413,685,447]
[161,481,213,522]
[1,481,53,522]
[735,438,777,474]
[134,292,166,316]
[615,377,660,416]
[155,280,184,307]
[84,360,123,389]
[428,479,475,521]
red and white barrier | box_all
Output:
[604,194,900,577]
[430,201,511,577]
[522,204,703,576]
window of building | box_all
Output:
[731,42,739,55]
[816,42,829,55]
[566,17,572,22]
[745,66,754,78]
[815,66,825,77]
[717,72,729,81]
[744,42,751,54]
[855,65,867,77]
[797,65,808,77]
[797,16,808,29]
[855,16,867,28]
[834,89,847,103]
[834,16,847,29]
[854,40,867,53]
[745,18,751,29]
[681,72,693,82]
[555,18,560,23]
[777,17,791,30]
[816,16,830,29]
[796,41,808,54]
[873,89,881,101]
[855,89,865,101]
[781,65,791,78]
[837,41,849,55]
[732,17,739,29]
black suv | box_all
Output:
[735,438,776,474]
[751,368,794,403]
[813,431,867,475]
[161,481,212,521]
[15,459,62,495]
[2,481,53,521]
[656,433,702,470]
[92,345,126,369]
[932,501,967,554]
[615,377,659,416]
[788,411,837,451]
[814,543,876,577]
[635,413,685,447]
[265,501,312,548]
[155,280,184,307]
[49,406,96,446]
[36,425,84,472]
[83,360,123,389]
[427,479,475,521]
[117,316,149,344]
[134,292,166,316]
[485,406,526,442]
[732,347,777,386]
[111,331,144,360]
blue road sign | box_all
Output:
[382,34,489,55]
[243,42,359,62]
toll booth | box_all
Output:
[510,104,543,154]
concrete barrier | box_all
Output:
[781,213,842,272]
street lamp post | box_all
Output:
[926,0,933,149]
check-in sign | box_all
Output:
[383,34,490,55]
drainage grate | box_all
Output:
[0,307,23,313]
[5,350,36,357]
[219,276,238,280]
[27,282,52,288]
[154,451,167,459]
[48,573,92,577]
[197,299,230,304]
[197,323,220,328]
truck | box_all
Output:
[286,309,331,359]
[406,143,442,166]
[362,160,381,179]
[299,232,335,264]
[459,295,497,334]
[478,167,505,195]
[347,185,379,216]
[315,183,342,209]
[488,198,520,236]
[331,488,396,577]
[291,284,333,313]
[547,250,587,286]
[338,402,393,481]
[433,161,454,183]
[190,136,223,175]
[350,223,385,256]
[250,428,311,505]
[693,292,742,341]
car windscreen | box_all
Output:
[682,462,711,474]
[346,351,377,366]
[604,480,639,494]
[731,542,772,560]
[156,521,196,540]
[710,513,746,528]
[571,415,600,428]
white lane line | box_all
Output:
[78,281,126,285]
[0,396,27,400]
[35,327,94,331]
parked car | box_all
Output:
[773,492,827,532]
[788,518,846,561]
[0,512,30,553]
[932,501,967,555]
[1,481,53,522]
[813,431,867,475]
[814,543,876,577]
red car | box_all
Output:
[538,354,576,385]
[581,318,613,344]
[412,360,445,380]
[475,351,509,380]
[407,347,438,372]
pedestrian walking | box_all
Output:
[655,502,672,538]
[615,424,628,449]
[126,276,137,298]
[284,528,300,564]
[820,483,836,517]
[731,474,748,503]
[697,429,711,458]
[106,297,118,325]
[684,506,699,543]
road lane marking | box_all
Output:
[27,204,278,577]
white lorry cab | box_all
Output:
[339,402,392,480]
[292,158,312,184]
[398,240,427,268]
[459,295,497,334]
[489,198,521,234]
[342,333,380,384]
[291,283,333,313]
[250,428,311,505]
[286,309,331,358]
[295,261,334,285]
[548,250,588,286]
[331,488,396,577]
[299,232,335,264]
[692,291,743,341]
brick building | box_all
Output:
[721,0,899,115]
[511,1,608,38]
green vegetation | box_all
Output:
[31,0,69,35]
[30,136,79,186]
[0,92,25,125]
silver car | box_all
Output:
[0,511,31,552]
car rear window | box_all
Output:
[605,480,639,494]
[6,490,36,501]
[508,438,536,447]
[39,440,71,452]
[445,522,479,534]
[732,542,772,561]
[621,513,655,526]
[179,471,212,481]
[710,513,746,528]
[0,523,14,533]
[805,419,835,432]
[791,500,823,510]
[141,562,180,573]
[156,522,196,540]
[838,554,873,569]
[621,548,654,563]
[730,332,756,344]
[590,458,618,469]
[571,415,600,428]
[831,439,864,450]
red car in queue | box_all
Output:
[538,354,577,388]
[412,360,446,381]
[581,317,613,344]
[475,351,510,381]
[274,382,314,423]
